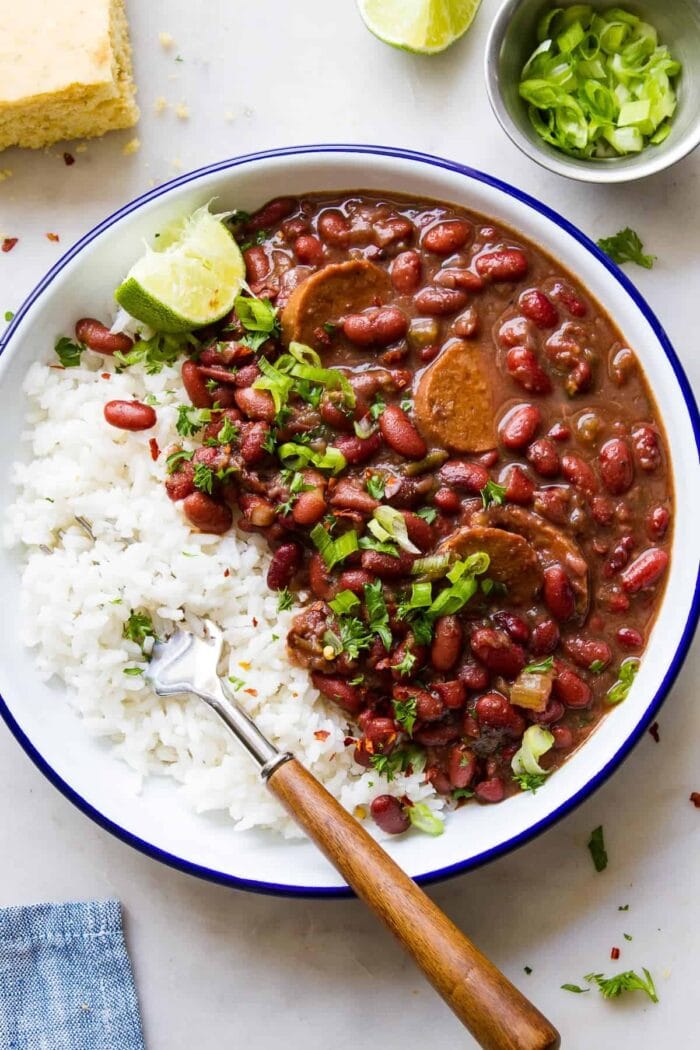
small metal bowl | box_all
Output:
[485,0,700,183]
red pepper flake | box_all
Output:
[101,372,111,380]
[648,721,660,743]
[610,946,620,961]
[2,238,18,253]
[223,568,230,578]
[252,616,258,627]
[244,687,258,697]
[690,792,700,808]
[46,232,60,242]
[63,152,75,166]
[149,437,160,461]
[314,730,330,741]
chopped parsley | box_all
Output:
[123,610,156,653]
[364,579,392,650]
[123,666,144,676]
[623,933,633,942]
[193,462,215,494]
[584,969,658,1003]
[54,336,84,368]
[513,771,547,793]
[393,649,417,678]
[480,480,507,508]
[415,506,437,524]
[277,588,294,612]
[393,695,418,736]
[276,471,311,516]
[358,534,399,557]
[618,904,630,911]
[366,474,386,500]
[561,984,589,995]
[324,617,372,661]
[597,228,655,270]
[114,332,194,374]
[370,751,409,782]
[588,825,608,872]
[228,676,246,690]
[166,449,194,474]
[589,659,605,674]
[452,788,474,800]
[369,393,386,420]
[215,416,239,445]
[524,656,554,674]
[176,404,215,437]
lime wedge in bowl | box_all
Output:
[115,205,246,333]
[357,0,481,54]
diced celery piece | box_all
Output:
[618,99,651,126]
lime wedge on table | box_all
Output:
[115,206,245,333]
[357,0,481,54]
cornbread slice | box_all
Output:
[0,0,139,152]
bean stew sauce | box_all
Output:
[97,191,673,831]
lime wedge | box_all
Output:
[357,0,481,54]
[115,205,246,333]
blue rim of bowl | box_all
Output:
[0,143,698,898]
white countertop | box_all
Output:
[1,1,698,1047]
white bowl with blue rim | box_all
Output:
[0,145,698,896]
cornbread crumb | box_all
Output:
[0,0,139,152]
[174,103,190,120]
[154,96,169,115]
[75,143,88,153]
[159,31,175,49]
[122,137,140,155]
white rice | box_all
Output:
[3,354,443,837]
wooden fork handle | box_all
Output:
[267,758,559,1050]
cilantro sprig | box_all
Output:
[597,228,655,270]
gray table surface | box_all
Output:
[1,1,698,1047]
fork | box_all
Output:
[147,621,560,1050]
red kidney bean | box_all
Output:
[591,496,614,526]
[646,505,670,540]
[438,459,489,493]
[503,465,535,505]
[329,480,377,515]
[234,386,276,422]
[311,672,362,714]
[291,489,327,526]
[280,217,309,240]
[620,548,668,593]
[361,549,415,578]
[530,619,560,655]
[342,306,408,347]
[370,795,409,835]
[243,246,269,284]
[553,668,591,708]
[197,364,238,386]
[75,318,134,355]
[390,250,422,293]
[474,777,505,803]
[519,289,558,329]
[526,439,560,478]
[239,422,269,465]
[183,491,232,534]
[632,425,661,471]
[616,627,643,651]
[434,487,460,513]
[435,268,484,292]
[415,690,445,722]
[337,568,376,594]
[561,452,598,495]
[233,363,261,388]
[543,565,576,621]
[413,286,468,316]
[603,535,634,579]
[453,307,480,338]
[419,343,441,363]
[181,360,214,409]
[470,628,526,678]
[239,494,275,527]
[550,281,587,317]
[294,234,324,266]
[499,316,535,349]
[476,249,528,281]
[422,219,471,255]
[431,616,463,671]
[378,405,427,460]
[458,662,490,691]
[402,512,435,553]
[506,346,552,394]
[433,680,467,709]
[599,438,634,495]
[548,422,571,442]
[165,459,195,501]
[266,542,302,590]
[375,215,415,246]
[492,611,530,643]
[448,745,476,789]
[499,403,541,450]
[528,698,564,727]
[364,717,398,751]
[552,725,573,749]
[319,393,356,432]
[193,444,229,473]
[247,197,296,231]
[333,431,382,465]
[563,636,611,670]
[308,551,334,599]
[317,209,351,246]
[103,400,156,431]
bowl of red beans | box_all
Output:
[0,144,697,895]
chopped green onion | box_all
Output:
[512,725,554,779]
[310,524,359,570]
[524,656,554,674]
[372,506,420,554]
[607,657,640,704]
[277,442,346,474]
[329,590,360,616]
[408,802,444,837]
[411,553,451,579]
